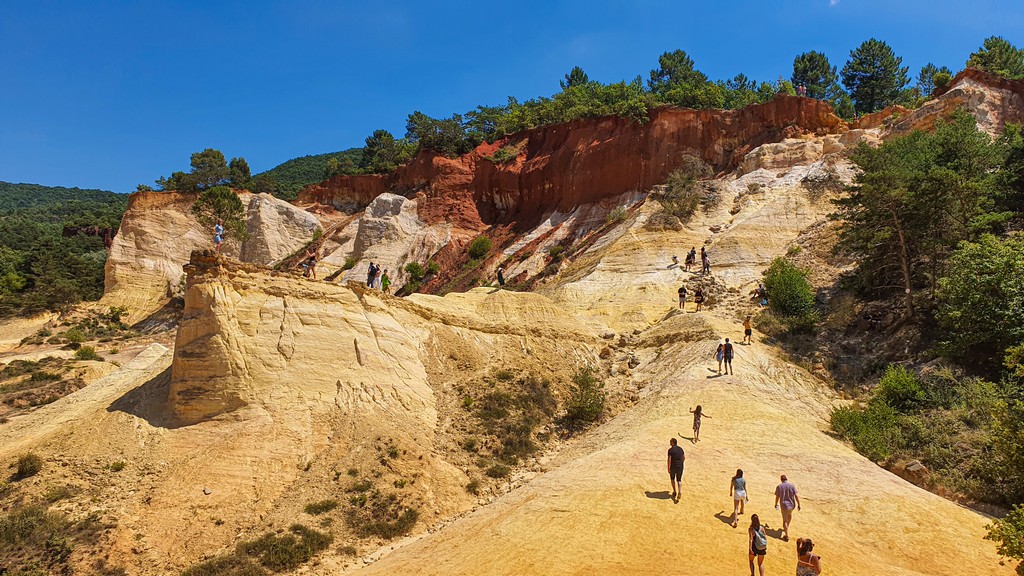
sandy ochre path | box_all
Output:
[350,311,1010,576]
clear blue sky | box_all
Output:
[1,0,1021,192]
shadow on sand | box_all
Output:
[106,367,182,429]
[645,490,675,501]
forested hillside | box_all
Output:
[0,182,127,317]
[254,148,363,200]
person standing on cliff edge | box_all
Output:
[497,266,505,288]
[213,219,224,253]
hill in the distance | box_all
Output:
[256,148,363,200]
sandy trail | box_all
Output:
[351,313,1009,576]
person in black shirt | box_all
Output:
[667,438,685,499]
[724,338,735,375]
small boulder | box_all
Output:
[897,460,929,485]
[599,346,612,359]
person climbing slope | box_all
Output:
[686,247,696,272]
[743,314,753,344]
[749,514,768,576]
[689,405,710,442]
[366,262,377,288]
[302,246,318,280]
[775,474,801,542]
[723,338,735,375]
[714,339,724,373]
[381,269,391,294]
[695,287,705,312]
[667,438,685,500]
[796,538,823,575]
[730,469,747,527]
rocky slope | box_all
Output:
[6,68,1024,575]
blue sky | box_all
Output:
[1,0,1022,192]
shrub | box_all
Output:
[182,555,267,576]
[236,524,332,571]
[987,504,1024,575]
[462,437,478,452]
[876,365,924,411]
[467,236,493,260]
[404,262,425,282]
[763,257,817,323]
[15,453,43,479]
[304,499,339,516]
[547,245,565,261]
[345,492,419,539]
[29,371,60,382]
[108,461,126,472]
[343,257,357,271]
[485,144,521,164]
[465,479,481,495]
[562,366,606,428]
[63,328,86,344]
[659,155,713,221]
[493,368,515,381]
[74,346,101,361]
[830,401,903,462]
[485,464,511,478]
[426,261,440,274]
[606,206,627,224]
[338,544,358,556]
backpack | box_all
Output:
[724,343,734,357]
[753,527,767,551]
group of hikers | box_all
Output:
[668,411,821,575]
[365,261,391,293]
[673,246,713,276]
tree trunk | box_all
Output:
[892,210,915,320]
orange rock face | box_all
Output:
[299,95,847,230]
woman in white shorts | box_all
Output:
[730,468,747,527]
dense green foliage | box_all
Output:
[986,504,1024,575]
[831,366,1024,506]
[562,366,606,428]
[936,235,1024,372]
[763,258,817,323]
[0,182,127,317]
[254,148,363,200]
[967,36,1024,80]
[917,63,953,97]
[833,110,1005,320]
[157,148,233,192]
[792,50,843,102]
[840,38,911,114]
[191,186,248,241]
[466,236,492,259]
[361,129,417,174]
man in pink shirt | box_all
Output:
[774,474,801,541]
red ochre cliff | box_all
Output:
[299,95,847,230]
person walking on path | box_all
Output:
[743,314,753,344]
[678,284,687,310]
[381,269,391,294]
[497,266,505,288]
[667,438,685,500]
[366,262,377,288]
[774,475,801,542]
[723,338,735,375]
[714,339,724,373]
[694,287,705,312]
[213,219,224,253]
[748,514,768,576]
[796,538,823,575]
[689,405,710,443]
[702,252,711,275]
[686,247,696,272]
[730,469,747,527]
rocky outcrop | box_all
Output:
[103,191,322,321]
[239,192,322,263]
[891,68,1024,135]
[300,96,848,229]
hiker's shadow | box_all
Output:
[677,433,696,444]
[713,512,734,526]
[764,526,785,540]
[706,373,723,379]
[644,490,673,500]
[668,263,678,269]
